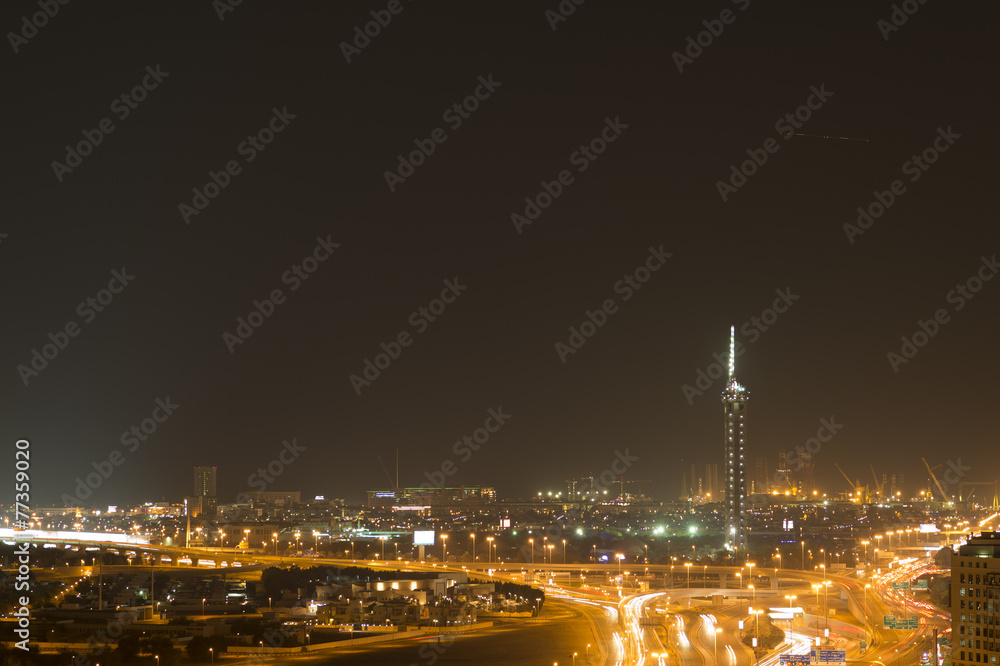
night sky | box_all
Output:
[2,1,997,508]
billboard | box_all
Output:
[413,530,435,545]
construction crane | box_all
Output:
[835,463,866,502]
[958,481,999,507]
[870,465,885,498]
[618,477,652,500]
[922,458,951,502]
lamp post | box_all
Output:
[617,554,625,577]
[785,595,797,636]
[748,584,755,611]
[529,538,534,566]
[273,533,278,556]
[547,544,555,565]
[684,562,692,589]
[564,539,568,564]
[863,583,871,648]
[737,572,743,610]
[471,533,476,561]
[487,537,494,565]
[800,541,805,570]
[202,598,206,615]
[441,534,448,563]
[823,581,831,633]
[351,540,355,560]
[243,528,250,554]
[703,564,707,589]
[714,626,722,665]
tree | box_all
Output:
[116,634,141,661]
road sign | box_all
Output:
[913,580,929,589]
[813,650,847,664]
[780,655,811,666]
[892,581,911,590]
[883,614,919,629]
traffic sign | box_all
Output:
[913,580,929,589]
[892,581,911,590]
[780,655,811,666]
[814,650,847,664]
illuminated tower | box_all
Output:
[721,326,748,551]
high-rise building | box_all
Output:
[721,326,748,551]
[754,456,769,495]
[951,532,1000,666]
[194,466,217,497]
[193,466,217,517]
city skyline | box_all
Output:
[2,2,998,508]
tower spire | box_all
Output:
[729,325,735,381]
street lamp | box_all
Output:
[272,533,278,556]
[684,562,692,589]
[487,536,494,564]
[616,554,625,577]
[800,541,805,570]
[351,540,355,560]
[863,583,871,647]
[471,533,476,561]
[442,534,448,563]
[564,539,568,564]
[529,538,534,566]
[202,598,206,615]
[714,626,722,665]
[547,544,555,565]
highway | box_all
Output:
[22,530,967,666]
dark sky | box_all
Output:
[3,1,998,508]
